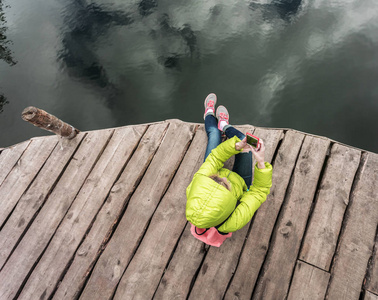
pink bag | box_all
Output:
[190,223,232,247]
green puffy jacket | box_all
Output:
[186,136,273,233]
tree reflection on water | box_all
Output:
[59,1,133,107]
[0,0,16,113]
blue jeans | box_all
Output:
[204,114,253,188]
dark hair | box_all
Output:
[209,175,230,190]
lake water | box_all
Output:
[1,0,378,152]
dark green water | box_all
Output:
[1,0,378,152]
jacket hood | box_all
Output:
[186,174,237,228]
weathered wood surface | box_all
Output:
[0,119,377,300]
[80,121,195,300]
[113,126,206,299]
[367,236,378,295]
[252,136,330,300]
[365,291,378,300]
[299,144,361,271]
[326,153,378,300]
[287,260,330,300]
[0,130,113,299]
[18,126,147,300]
[0,133,85,269]
[54,123,168,300]
[0,140,30,185]
[0,136,57,228]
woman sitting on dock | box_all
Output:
[185,93,273,247]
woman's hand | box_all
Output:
[235,137,266,168]
[252,139,266,169]
[235,137,248,152]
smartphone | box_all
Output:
[246,133,260,149]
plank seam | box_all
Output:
[0,140,58,231]
[250,133,306,299]
[152,221,190,299]
[48,127,149,300]
[111,123,197,299]
[290,141,333,274]
[74,124,170,300]
[151,125,201,299]
[285,140,333,300]
[12,131,115,299]
[297,259,331,273]
[363,225,378,296]
[269,130,287,167]
[186,244,210,300]
[324,151,367,300]
[0,140,32,190]
[0,140,59,231]
[0,134,87,273]
[285,141,334,298]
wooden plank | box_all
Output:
[113,127,206,299]
[53,123,168,300]
[300,144,361,271]
[287,260,330,300]
[0,140,30,185]
[0,129,113,300]
[154,223,209,299]
[252,136,330,300]
[0,136,58,228]
[79,121,195,300]
[225,130,305,299]
[17,125,147,300]
[188,128,282,300]
[365,291,378,300]
[367,235,378,295]
[0,133,85,269]
[326,153,378,300]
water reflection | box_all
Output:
[156,14,198,69]
[0,0,17,113]
[59,1,133,106]
[139,0,157,17]
[250,0,302,20]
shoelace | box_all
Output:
[207,100,214,108]
[218,112,229,121]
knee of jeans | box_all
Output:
[206,127,220,137]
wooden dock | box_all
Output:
[0,119,377,300]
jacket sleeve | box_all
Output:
[196,136,241,177]
[217,162,273,233]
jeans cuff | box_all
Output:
[204,111,215,119]
[223,124,232,132]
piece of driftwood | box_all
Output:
[21,106,79,139]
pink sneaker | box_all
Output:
[216,105,229,131]
[204,93,217,119]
